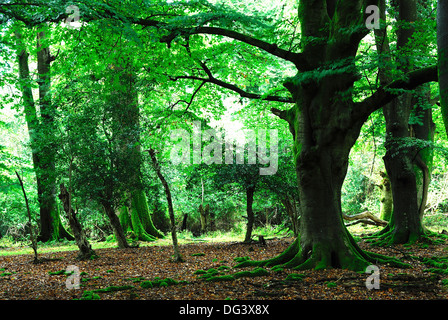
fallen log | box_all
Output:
[343,211,388,227]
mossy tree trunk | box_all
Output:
[373,0,431,244]
[129,190,164,241]
[110,62,163,242]
[412,87,435,223]
[438,0,448,136]
[237,0,437,271]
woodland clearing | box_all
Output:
[1,236,447,301]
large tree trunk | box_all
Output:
[374,0,429,244]
[15,27,72,242]
[235,0,438,271]
[109,62,162,241]
[438,0,448,136]
[238,117,385,270]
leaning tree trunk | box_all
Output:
[102,200,130,249]
[58,184,96,260]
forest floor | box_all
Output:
[1,235,448,301]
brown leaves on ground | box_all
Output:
[0,237,447,300]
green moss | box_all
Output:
[0,272,13,277]
[233,270,252,278]
[131,190,164,239]
[191,253,205,256]
[48,270,66,275]
[217,265,231,271]
[93,285,134,293]
[234,267,269,279]
[194,269,207,275]
[206,268,219,275]
[325,281,338,288]
[80,290,100,300]
[127,276,146,283]
[140,280,153,288]
[285,273,305,282]
[140,277,178,288]
[205,275,235,282]
[234,256,251,263]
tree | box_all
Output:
[439,0,448,136]
[14,24,73,242]
[58,183,96,260]
[148,148,183,262]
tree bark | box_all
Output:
[438,0,448,136]
[15,27,72,242]
[244,186,256,243]
[109,62,162,241]
[281,196,300,237]
[58,184,96,260]
[374,0,428,244]
[103,200,130,249]
[378,172,393,221]
[15,171,38,263]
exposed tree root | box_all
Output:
[235,236,409,272]
[365,226,448,246]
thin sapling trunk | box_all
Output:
[15,171,38,264]
[148,149,183,262]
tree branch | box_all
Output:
[159,26,309,71]
[169,74,293,103]
[354,65,438,121]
